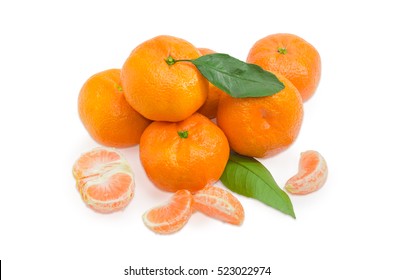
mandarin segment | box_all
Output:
[72,147,135,213]
[217,73,303,158]
[247,33,321,102]
[193,185,244,225]
[139,113,230,193]
[142,190,193,234]
[121,35,208,122]
[72,147,122,179]
[78,69,151,147]
[285,150,328,195]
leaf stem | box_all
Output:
[165,55,192,66]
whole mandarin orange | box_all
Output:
[139,113,230,193]
[78,69,151,147]
[247,33,321,102]
[121,35,208,122]
[216,73,303,158]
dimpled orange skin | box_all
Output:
[247,33,321,102]
[139,113,230,193]
[121,35,208,122]
[78,69,151,147]
[216,73,303,158]
[197,48,225,119]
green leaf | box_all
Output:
[220,153,296,218]
[191,53,285,98]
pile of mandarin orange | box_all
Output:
[73,34,326,234]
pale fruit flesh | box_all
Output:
[285,150,328,195]
[72,147,135,213]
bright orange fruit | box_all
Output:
[78,69,151,147]
[247,33,321,102]
[121,35,208,122]
[142,189,193,234]
[139,113,230,193]
[217,73,303,158]
[72,147,135,213]
[197,48,225,119]
[193,185,244,225]
[285,150,328,195]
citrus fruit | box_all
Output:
[72,147,135,213]
[142,189,193,234]
[216,73,303,158]
[247,33,321,102]
[78,69,151,147]
[197,48,225,119]
[285,150,328,195]
[140,113,230,193]
[121,35,208,122]
[193,185,244,225]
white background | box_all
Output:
[1,0,392,279]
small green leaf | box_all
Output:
[220,153,296,218]
[191,53,285,98]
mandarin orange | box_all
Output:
[139,113,229,193]
[217,73,303,158]
[121,35,208,122]
[247,33,321,102]
[78,69,151,147]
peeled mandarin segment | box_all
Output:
[193,185,244,225]
[285,150,328,195]
[142,190,193,234]
[80,172,134,213]
[72,147,135,213]
[72,147,123,179]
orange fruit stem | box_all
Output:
[177,130,189,139]
[277,47,287,54]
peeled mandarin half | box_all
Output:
[72,147,135,213]
[285,150,328,195]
